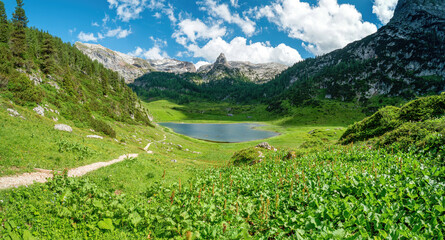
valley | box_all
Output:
[0,0,444,239]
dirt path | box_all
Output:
[0,153,138,190]
[143,134,166,154]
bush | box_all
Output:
[7,73,43,105]
[90,118,116,138]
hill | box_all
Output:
[0,9,153,138]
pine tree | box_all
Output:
[10,0,28,66]
[41,35,54,74]
[0,1,9,44]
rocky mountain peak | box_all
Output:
[392,0,445,23]
[214,53,230,67]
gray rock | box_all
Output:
[7,108,20,117]
[33,105,45,116]
[87,135,103,139]
[52,117,58,122]
[75,42,196,83]
[198,53,288,84]
[54,124,73,132]
[256,142,275,150]
[171,159,177,163]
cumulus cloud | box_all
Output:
[255,0,377,55]
[129,46,169,59]
[128,37,169,60]
[78,32,98,42]
[107,0,149,22]
[173,19,226,45]
[198,0,256,36]
[194,61,211,69]
[372,0,398,24]
[187,37,302,66]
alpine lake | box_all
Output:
[159,122,279,143]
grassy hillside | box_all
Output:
[340,93,445,161]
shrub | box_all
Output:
[7,73,43,105]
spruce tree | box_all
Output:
[0,1,9,44]
[10,0,28,66]
[41,35,54,74]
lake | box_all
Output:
[159,123,279,143]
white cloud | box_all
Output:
[195,61,211,69]
[199,0,256,36]
[128,36,169,60]
[78,32,98,42]
[230,0,239,8]
[107,0,149,22]
[372,0,398,24]
[105,27,132,39]
[255,0,377,55]
[92,22,100,27]
[129,46,169,60]
[173,19,226,45]
[187,37,302,66]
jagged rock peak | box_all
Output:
[392,0,445,22]
[214,53,230,67]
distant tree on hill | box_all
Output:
[0,1,9,44]
[41,35,54,74]
[10,0,28,66]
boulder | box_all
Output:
[256,142,276,151]
[33,105,45,116]
[7,108,20,117]
[54,124,72,132]
[87,135,103,139]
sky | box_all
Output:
[2,0,399,68]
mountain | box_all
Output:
[198,53,288,84]
[75,42,196,83]
[267,0,445,108]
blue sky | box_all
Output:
[2,0,398,67]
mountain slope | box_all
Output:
[198,53,288,84]
[267,0,444,108]
[75,42,196,83]
[0,24,153,138]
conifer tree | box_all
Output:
[41,35,54,74]
[0,1,9,44]
[10,0,28,66]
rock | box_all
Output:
[52,117,58,122]
[198,52,288,83]
[28,73,42,85]
[7,108,20,117]
[87,135,103,139]
[33,105,45,116]
[227,113,234,117]
[177,144,183,150]
[75,42,196,83]
[54,124,73,132]
[171,159,177,163]
[256,142,274,150]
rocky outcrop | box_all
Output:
[270,0,445,104]
[198,53,288,84]
[75,42,196,83]
[75,42,154,84]
[54,124,73,132]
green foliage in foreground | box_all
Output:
[1,146,444,239]
[340,93,445,144]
